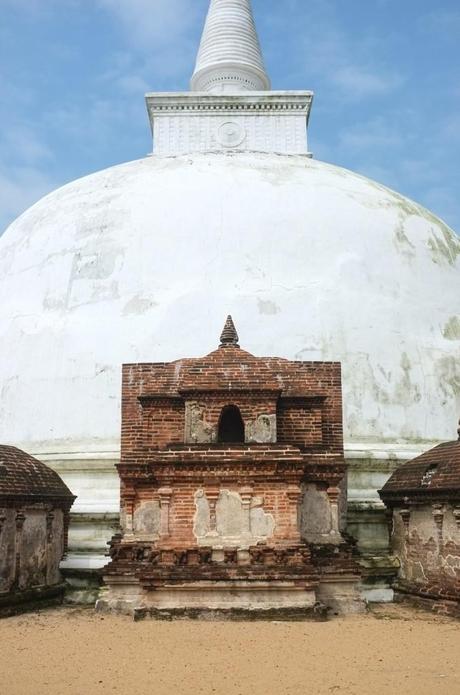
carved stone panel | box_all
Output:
[245,414,277,444]
[0,508,15,592]
[185,402,217,444]
[193,489,274,547]
[133,501,161,538]
[300,484,333,542]
[19,510,47,590]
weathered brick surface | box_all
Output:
[102,326,362,610]
[0,446,76,610]
[121,345,344,461]
[0,445,75,505]
[380,437,460,611]
[380,439,460,502]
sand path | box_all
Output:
[0,604,458,695]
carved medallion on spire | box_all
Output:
[220,315,240,347]
[191,0,270,93]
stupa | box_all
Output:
[0,0,458,598]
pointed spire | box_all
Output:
[219,315,240,347]
[191,0,270,94]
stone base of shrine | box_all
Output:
[96,576,365,620]
[316,576,367,615]
[96,540,366,619]
[96,578,325,620]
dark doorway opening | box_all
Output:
[218,405,245,443]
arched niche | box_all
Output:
[218,405,245,443]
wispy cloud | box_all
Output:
[98,0,205,81]
[333,65,404,98]
[288,6,406,101]
[338,117,406,151]
[98,0,203,48]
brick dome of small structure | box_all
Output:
[380,439,460,503]
[0,446,75,502]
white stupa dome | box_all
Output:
[1,151,458,460]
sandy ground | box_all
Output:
[0,604,459,695]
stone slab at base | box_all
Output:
[394,587,460,619]
[316,576,367,615]
[96,578,325,620]
[0,583,66,618]
[133,605,329,622]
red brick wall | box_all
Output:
[131,482,300,548]
[120,349,343,461]
[277,402,323,447]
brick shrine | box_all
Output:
[379,422,460,617]
[0,446,76,615]
[97,317,363,618]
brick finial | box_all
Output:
[219,315,239,348]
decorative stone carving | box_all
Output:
[399,508,411,540]
[217,121,246,148]
[185,402,216,444]
[300,484,332,542]
[133,501,161,537]
[454,506,460,529]
[122,493,136,537]
[432,503,445,544]
[146,93,313,157]
[46,511,54,544]
[326,486,342,540]
[158,488,173,537]
[245,414,276,444]
[194,487,275,546]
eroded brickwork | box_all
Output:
[380,433,460,615]
[99,318,362,617]
[0,446,75,614]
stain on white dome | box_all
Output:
[0,152,458,458]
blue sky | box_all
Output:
[1,0,459,233]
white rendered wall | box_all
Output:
[1,152,458,461]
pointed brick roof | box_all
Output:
[220,315,239,347]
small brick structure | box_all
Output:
[0,446,76,615]
[379,423,460,616]
[98,317,363,618]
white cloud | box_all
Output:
[0,124,53,164]
[289,5,405,101]
[99,0,203,48]
[333,65,404,97]
[97,0,207,85]
[338,117,405,151]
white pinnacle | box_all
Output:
[191,0,271,94]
